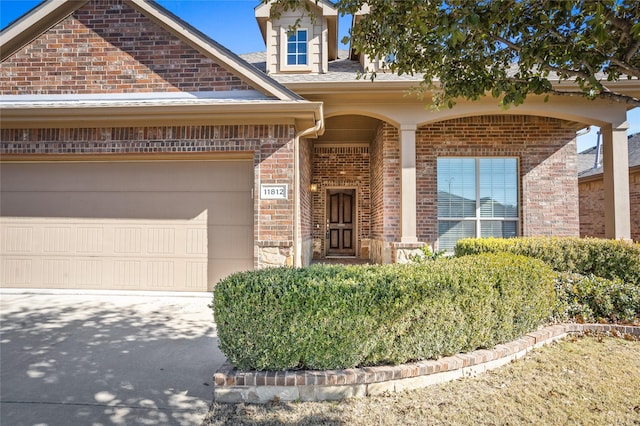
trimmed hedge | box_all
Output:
[455,237,640,324]
[213,253,556,371]
[454,237,640,285]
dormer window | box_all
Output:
[287,29,308,66]
[256,0,338,74]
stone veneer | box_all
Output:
[213,323,640,404]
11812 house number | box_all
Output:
[260,184,288,200]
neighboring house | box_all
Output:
[0,0,637,292]
[578,134,640,241]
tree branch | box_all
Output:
[603,10,633,35]
[607,57,640,78]
[540,64,590,79]
[492,35,521,52]
[491,34,592,80]
[548,88,640,107]
[625,37,640,63]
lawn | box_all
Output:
[203,335,640,425]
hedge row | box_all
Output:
[454,237,640,285]
[213,253,556,371]
[554,273,640,323]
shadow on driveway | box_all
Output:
[0,292,225,425]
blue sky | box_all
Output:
[1,0,637,151]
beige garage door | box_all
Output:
[0,160,253,291]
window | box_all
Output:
[287,29,308,66]
[437,158,519,251]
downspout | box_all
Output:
[594,130,602,169]
[293,104,324,268]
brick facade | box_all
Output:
[579,169,640,241]
[310,144,371,258]
[0,0,591,271]
[1,124,296,268]
[300,138,314,264]
[370,123,400,263]
[416,115,580,249]
[0,0,253,95]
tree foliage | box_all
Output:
[271,0,640,108]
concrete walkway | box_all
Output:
[0,290,225,425]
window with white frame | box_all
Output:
[437,157,519,251]
[286,29,308,66]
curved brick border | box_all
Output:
[213,324,640,404]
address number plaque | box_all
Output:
[260,184,288,200]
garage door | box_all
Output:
[0,160,253,291]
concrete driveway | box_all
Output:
[0,290,225,425]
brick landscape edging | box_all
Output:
[213,324,640,404]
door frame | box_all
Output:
[324,186,358,257]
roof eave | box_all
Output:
[0,101,324,132]
[281,79,424,95]
[579,164,640,182]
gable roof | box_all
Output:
[0,0,300,101]
[0,0,324,133]
[578,133,640,179]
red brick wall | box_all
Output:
[257,131,295,245]
[578,178,605,238]
[0,0,253,94]
[370,125,385,242]
[299,138,314,264]
[579,169,640,241]
[370,123,401,262]
[1,124,295,266]
[416,115,580,248]
[311,144,371,258]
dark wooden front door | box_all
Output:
[326,189,356,256]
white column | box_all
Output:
[400,124,418,243]
[602,121,631,240]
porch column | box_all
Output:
[602,121,631,240]
[400,124,418,243]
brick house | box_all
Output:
[579,134,640,241]
[1,0,637,291]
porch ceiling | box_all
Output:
[314,115,382,144]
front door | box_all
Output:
[326,189,356,256]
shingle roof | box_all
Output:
[578,133,640,178]
[239,50,423,84]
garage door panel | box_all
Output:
[0,160,253,291]
[1,162,253,193]
[1,192,250,222]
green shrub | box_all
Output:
[554,272,640,324]
[409,245,447,263]
[454,237,640,285]
[213,253,556,371]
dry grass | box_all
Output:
[203,335,640,425]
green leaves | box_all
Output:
[213,255,556,371]
[455,236,640,286]
[272,0,639,107]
